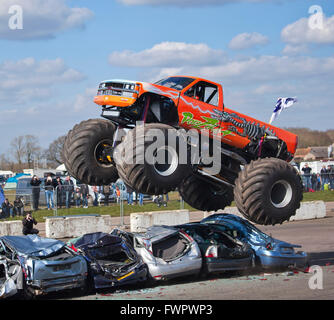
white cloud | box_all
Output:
[108,41,334,84]
[109,42,226,68]
[74,88,97,112]
[118,0,287,7]
[281,14,334,45]
[282,44,309,56]
[228,32,269,50]
[147,54,334,84]
[0,57,85,104]
[0,0,93,40]
[107,41,334,129]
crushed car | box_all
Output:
[69,232,148,290]
[201,213,308,269]
[0,235,87,299]
[174,223,254,275]
[111,226,202,282]
[0,257,22,299]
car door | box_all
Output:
[178,80,223,139]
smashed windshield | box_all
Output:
[154,77,195,91]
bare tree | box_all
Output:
[45,135,66,166]
[284,127,332,148]
[0,153,12,171]
[25,135,41,167]
[10,136,25,168]
[9,135,41,170]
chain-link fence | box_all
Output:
[1,181,183,223]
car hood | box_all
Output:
[1,235,65,258]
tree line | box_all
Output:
[1,127,333,172]
[284,128,334,148]
[0,135,65,172]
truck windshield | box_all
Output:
[154,77,195,91]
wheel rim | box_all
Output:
[94,139,114,168]
[270,179,293,208]
[153,146,179,177]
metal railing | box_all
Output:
[300,172,334,191]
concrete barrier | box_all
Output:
[130,210,189,233]
[0,221,23,236]
[289,201,326,221]
[203,201,327,222]
[45,215,116,239]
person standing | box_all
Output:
[301,163,312,192]
[22,212,39,235]
[74,187,82,208]
[55,177,63,209]
[102,185,111,206]
[63,176,74,208]
[138,193,144,206]
[328,165,334,190]
[92,185,99,206]
[116,187,121,203]
[320,165,328,190]
[80,184,89,208]
[127,186,133,205]
[30,175,42,211]
[45,175,56,210]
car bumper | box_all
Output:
[92,264,148,289]
[147,258,202,281]
[206,256,253,273]
[258,252,308,269]
[29,274,87,294]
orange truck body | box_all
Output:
[94,76,298,156]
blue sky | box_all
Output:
[0,0,334,157]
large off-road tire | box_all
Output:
[234,158,303,225]
[179,174,234,212]
[114,123,191,195]
[62,119,119,185]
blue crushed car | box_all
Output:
[201,214,308,269]
[69,232,148,290]
[0,235,88,298]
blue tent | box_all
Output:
[5,173,30,184]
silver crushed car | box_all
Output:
[0,235,88,298]
[111,226,202,282]
[201,213,308,269]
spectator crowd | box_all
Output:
[0,173,159,220]
[301,163,334,192]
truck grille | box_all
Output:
[97,82,137,96]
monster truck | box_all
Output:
[63,76,303,225]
